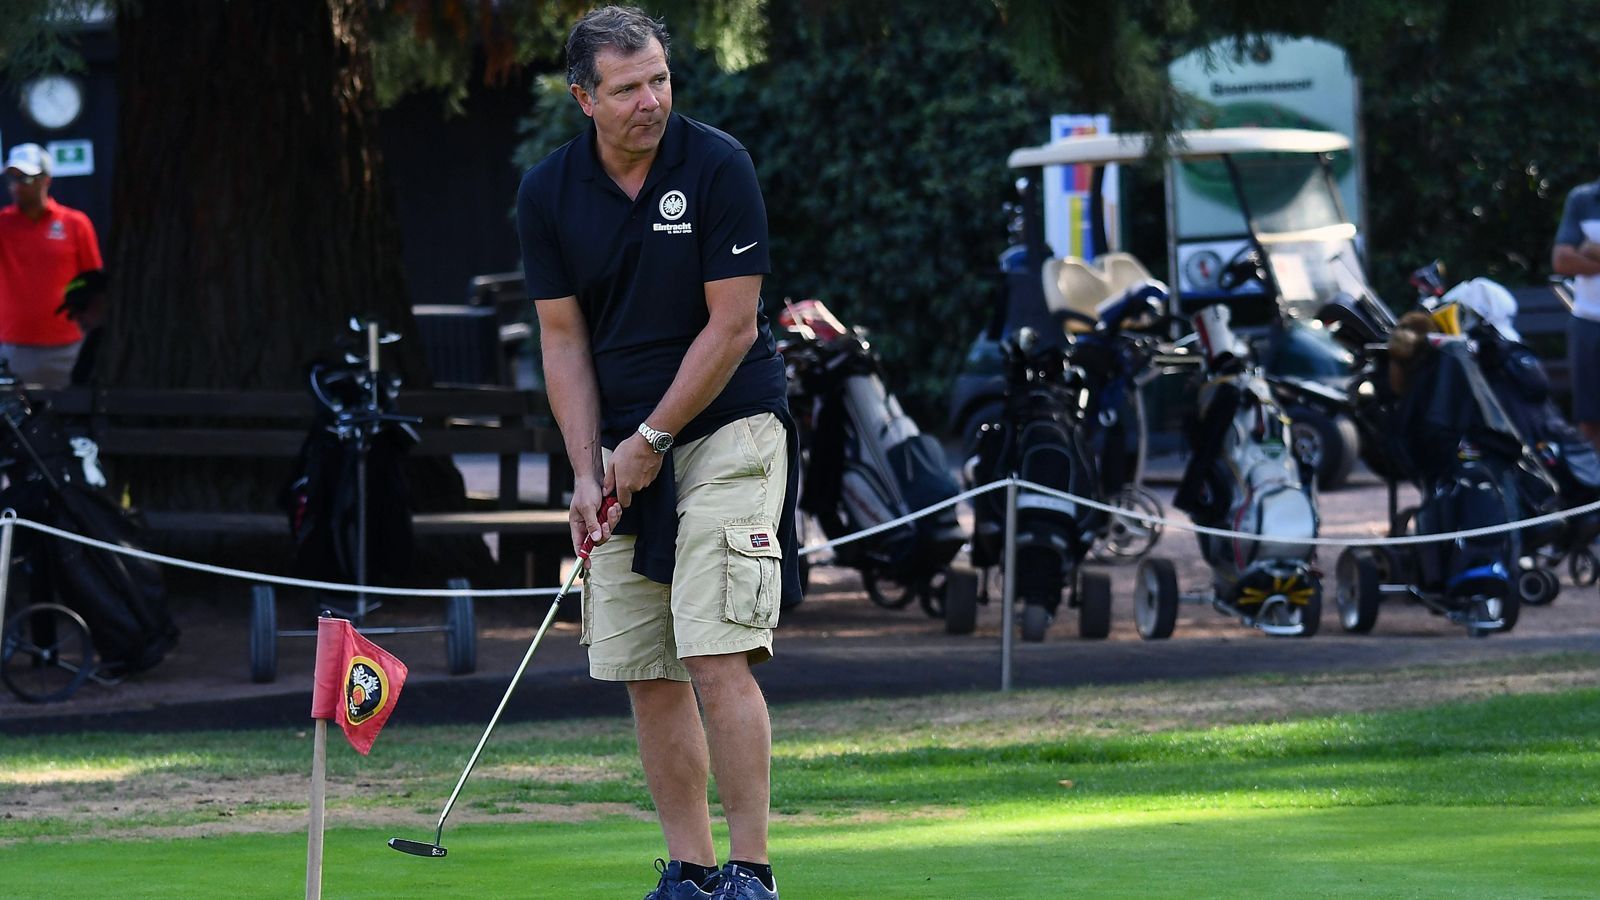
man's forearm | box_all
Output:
[1553,244,1600,276]
[542,342,605,482]
[644,319,755,436]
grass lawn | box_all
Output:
[3,655,1599,898]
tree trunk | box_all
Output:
[101,0,487,580]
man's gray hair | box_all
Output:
[566,6,671,95]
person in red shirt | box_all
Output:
[0,143,103,388]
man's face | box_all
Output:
[572,38,672,163]
[5,169,49,213]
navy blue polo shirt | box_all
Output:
[517,113,798,604]
[516,113,786,445]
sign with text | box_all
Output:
[47,139,94,177]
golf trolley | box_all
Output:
[247,317,476,682]
[1135,306,1323,640]
[0,368,177,703]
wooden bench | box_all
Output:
[29,386,576,588]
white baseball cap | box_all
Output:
[4,143,52,177]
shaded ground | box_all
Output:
[3,466,1599,735]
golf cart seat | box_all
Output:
[1042,256,1114,333]
[1096,253,1156,296]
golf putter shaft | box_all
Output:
[393,496,617,857]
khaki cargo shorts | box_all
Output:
[582,412,787,682]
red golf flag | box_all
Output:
[310,616,408,755]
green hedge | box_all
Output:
[516,1,1048,426]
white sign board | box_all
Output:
[47,139,95,177]
[1167,36,1362,299]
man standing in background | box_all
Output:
[0,143,102,388]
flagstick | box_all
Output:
[307,718,328,900]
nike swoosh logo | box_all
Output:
[732,242,758,255]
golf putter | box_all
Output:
[389,495,619,858]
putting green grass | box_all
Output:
[4,665,1600,898]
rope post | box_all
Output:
[0,510,15,636]
[1000,478,1018,692]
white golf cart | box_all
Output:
[951,127,1396,493]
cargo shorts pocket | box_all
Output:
[721,522,782,629]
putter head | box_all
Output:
[388,837,447,858]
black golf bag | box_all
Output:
[782,300,964,606]
[1471,325,1600,547]
[969,328,1106,615]
[1390,338,1529,601]
[0,385,175,677]
[282,350,418,589]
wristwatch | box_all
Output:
[637,421,674,454]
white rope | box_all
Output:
[0,512,562,599]
[1011,478,1600,548]
[7,471,1597,601]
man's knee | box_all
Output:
[683,653,756,698]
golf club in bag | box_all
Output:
[388,495,617,859]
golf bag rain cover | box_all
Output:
[801,367,962,581]
[0,396,175,675]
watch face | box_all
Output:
[1183,250,1224,291]
[25,75,82,130]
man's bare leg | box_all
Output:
[628,678,715,865]
[684,653,770,863]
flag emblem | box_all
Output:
[750,532,770,549]
[345,656,391,725]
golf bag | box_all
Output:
[1389,337,1527,599]
[0,385,175,676]
[282,346,418,588]
[969,328,1106,615]
[1174,303,1318,612]
[1470,324,1600,546]
[782,300,964,600]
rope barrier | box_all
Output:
[6,472,1598,601]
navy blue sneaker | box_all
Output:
[711,863,778,899]
[644,859,716,900]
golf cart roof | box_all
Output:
[1007,128,1351,169]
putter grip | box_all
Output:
[578,495,620,560]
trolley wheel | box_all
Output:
[1287,406,1358,490]
[445,578,477,676]
[1516,567,1561,607]
[1020,604,1052,643]
[1133,557,1178,640]
[1569,549,1598,587]
[1293,578,1323,638]
[865,573,915,609]
[942,567,980,636]
[1,603,95,704]
[249,584,278,684]
[1077,571,1112,640]
[1335,549,1382,634]
[1468,591,1519,638]
[1092,487,1165,564]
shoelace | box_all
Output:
[710,869,759,899]
[644,858,670,899]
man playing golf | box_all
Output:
[517,7,797,899]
